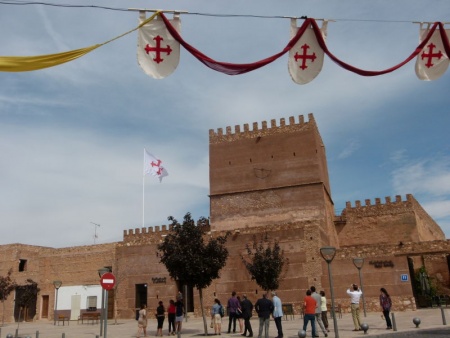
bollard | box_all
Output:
[96,336,100,338]
[177,331,181,338]
[441,306,447,325]
[36,331,40,338]
[62,333,65,338]
[391,312,397,331]
[6,334,13,338]
[361,323,369,334]
[15,328,18,338]
[413,317,421,328]
[297,330,307,338]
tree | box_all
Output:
[241,233,288,291]
[157,213,229,336]
[0,269,17,326]
[15,279,40,327]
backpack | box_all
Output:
[219,305,225,317]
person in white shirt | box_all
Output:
[347,284,362,331]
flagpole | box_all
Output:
[143,148,145,229]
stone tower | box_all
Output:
[209,113,339,247]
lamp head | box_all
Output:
[353,257,364,269]
[53,280,62,289]
[320,246,336,263]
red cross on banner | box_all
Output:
[415,23,450,81]
[144,149,169,182]
[137,12,180,79]
[288,19,328,84]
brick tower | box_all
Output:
[209,113,339,247]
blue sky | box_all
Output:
[1,0,449,247]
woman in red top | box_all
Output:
[167,299,176,335]
[302,290,317,337]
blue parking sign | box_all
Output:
[401,274,409,282]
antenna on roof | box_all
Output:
[90,222,101,244]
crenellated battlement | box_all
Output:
[344,194,414,209]
[209,113,317,144]
[122,224,173,245]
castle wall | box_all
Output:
[0,243,116,323]
[337,195,445,247]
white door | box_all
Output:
[70,295,81,321]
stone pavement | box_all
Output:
[0,307,449,338]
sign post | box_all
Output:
[100,272,115,338]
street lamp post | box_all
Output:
[353,257,367,317]
[98,267,110,337]
[53,281,62,326]
[320,247,339,338]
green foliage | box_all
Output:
[241,233,288,291]
[157,212,229,290]
[0,269,17,302]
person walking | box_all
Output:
[211,298,223,335]
[271,291,284,338]
[302,290,316,338]
[319,291,330,333]
[254,292,273,338]
[136,304,148,338]
[227,291,240,333]
[240,294,253,337]
[155,301,165,337]
[347,284,363,331]
[167,299,176,335]
[379,288,393,330]
[311,286,328,337]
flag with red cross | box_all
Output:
[137,12,181,79]
[144,149,169,182]
[415,23,449,81]
[288,19,328,84]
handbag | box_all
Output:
[210,321,214,328]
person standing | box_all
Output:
[236,296,244,333]
[302,290,316,338]
[136,304,148,338]
[347,284,363,331]
[311,286,328,337]
[175,293,185,334]
[155,301,165,337]
[319,291,330,333]
[240,294,253,337]
[271,291,284,338]
[379,288,393,330]
[167,299,176,336]
[211,298,223,335]
[227,291,240,333]
[254,292,273,338]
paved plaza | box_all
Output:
[0,307,449,338]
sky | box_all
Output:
[0,0,449,248]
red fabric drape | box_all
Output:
[159,13,450,77]
[159,13,313,75]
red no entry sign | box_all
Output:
[100,272,116,290]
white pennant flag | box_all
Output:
[288,19,328,85]
[137,12,181,79]
[415,23,449,81]
[144,149,169,182]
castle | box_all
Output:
[0,114,448,323]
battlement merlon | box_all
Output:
[344,194,411,209]
[209,113,319,144]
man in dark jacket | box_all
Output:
[254,293,273,338]
[240,294,254,337]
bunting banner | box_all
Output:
[415,23,450,81]
[137,11,181,79]
[288,19,328,84]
